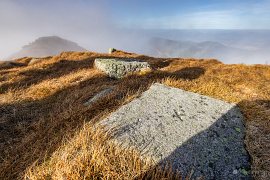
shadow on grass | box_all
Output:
[171,67,205,80]
[0,75,115,179]
[147,58,174,70]
[0,58,95,93]
[0,64,206,179]
[237,100,270,180]
[0,61,27,71]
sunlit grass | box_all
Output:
[0,50,269,179]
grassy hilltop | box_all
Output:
[0,50,269,179]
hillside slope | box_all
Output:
[0,51,269,179]
[8,36,86,60]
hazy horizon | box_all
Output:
[1,0,270,64]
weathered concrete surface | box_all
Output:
[94,58,150,79]
[84,88,114,106]
[100,83,250,179]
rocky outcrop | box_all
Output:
[100,83,250,179]
[94,58,150,79]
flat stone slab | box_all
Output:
[100,83,250,179]
[94,58,150,79]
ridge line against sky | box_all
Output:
[1,0,270,58]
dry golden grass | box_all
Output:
[0,50,269,179]
[25,125,183,180]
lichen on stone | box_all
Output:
[94,58,151,79]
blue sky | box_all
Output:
[1,0,270,29]
[108,0,270,29]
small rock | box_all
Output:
[94,58,151,79]
[109,48,117,54]
[84,88,114,106]
[29,58,43,65]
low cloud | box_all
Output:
[0,0,269,64]
[0,0,117,58]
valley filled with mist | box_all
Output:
[2,29,270,64]
[122,29,270,64]
[1,1,269,64]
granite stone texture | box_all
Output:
[100,83,251,179]
[94,58,150,79]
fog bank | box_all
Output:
[0,0,269,64]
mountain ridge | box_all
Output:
[9,36,86,60]
[146,37,265,64]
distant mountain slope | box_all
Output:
[146,37,264,64]
[9,36,86,59]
